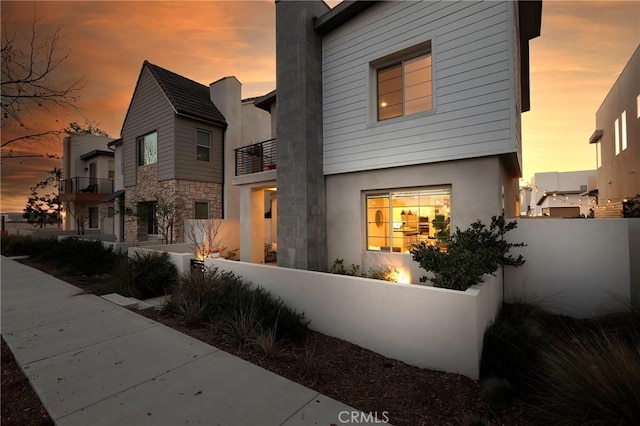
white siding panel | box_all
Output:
[325,101,510,142]
[322,0,518,175]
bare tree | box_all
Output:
[185,219,222,259]
[1,12,85,157]
[154,193,185,245]
[65,202,90,235]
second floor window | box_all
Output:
[377,52,432,121]
[196,129,211,162]
[137,131,157,166]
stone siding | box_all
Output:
[124,164,222,242]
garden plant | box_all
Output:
[410,214,525,291]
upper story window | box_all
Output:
[377,46,432,121]
[196,129,211,162]
[108,160,115,180]
[137,131,157,166]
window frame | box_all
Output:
[137,131,158,166]
[372,41,433,123]
[194,201,209,219]
[365,186,451,253]
[196,129,211,162]
[88,207,99,229]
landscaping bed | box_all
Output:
[6,256,538,426]
[1,337,53,426]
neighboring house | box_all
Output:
[521,170,597,218]
[589,45,640,218]
[236,0,541,277]
[119,60,270,243]
[59,133,116,235]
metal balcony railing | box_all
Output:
[59,177,114,195]
[235,138,277,176]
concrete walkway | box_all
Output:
[1,256,361,426]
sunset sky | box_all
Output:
[1,0,639,213]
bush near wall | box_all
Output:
[480,302,640,424]
[107,252,178,299]
[1,234,36,256]
[410,215,525,291]
[165,267,308,342]
[1,235,123,276]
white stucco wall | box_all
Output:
[505,218,637,318]
[207,259,503,380]
[326,156,508,279]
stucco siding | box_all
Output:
[122,68,175,187]
[174,117,224,182]
[322,1,517,175]
[326,156,504,275]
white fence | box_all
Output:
[128,244,195,275]
[206,258,502,380]
[505,218,639,318]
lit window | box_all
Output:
[194,201,209,219]
[614,118,620,155]
[137,132,157,166]
[366,187,450,253]
[621,111,627,151]
[377,51,432,121]
[196,129,211,162]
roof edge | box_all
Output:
[314,1,379,35]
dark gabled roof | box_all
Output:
[144,61,227,127]
[314,1,378,34]
[254,90,276,112]
[80,150,114,161]
[120,61,227,134]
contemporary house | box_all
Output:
[59,133,116,235]
[118,60,270,243]
[589,45,640,218]
[521,170,597,217]
[234,0,541,278]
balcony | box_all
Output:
[59,177,114,202]
[235,138,276,176]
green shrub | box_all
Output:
[480,302,552,394]
[329,258,398,282]
[122,251,178,299]
[532,328,640,425]
[410,214,525,291]
[166,267,308,342]
[0,234,35,256]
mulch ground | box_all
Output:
[4,257,538,425]
[1,338,54,426]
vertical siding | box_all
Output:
[322,0,518,175]
[174,117,224,182]
[122,68,175,187]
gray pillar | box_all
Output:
[275,0,329,271]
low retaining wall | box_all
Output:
[206,259,502,380]
[128,245,195,275]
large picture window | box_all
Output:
[196,129,211,162]
[377,51,432,121]
[137,131,157,166]
[366,187,450,253]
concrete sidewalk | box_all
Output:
[1,256,361,426]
